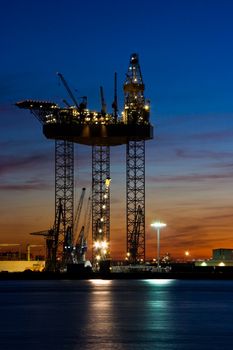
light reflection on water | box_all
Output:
[88,279,112,286]
[144,279,175,286]
[0,279,233,350]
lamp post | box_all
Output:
[150,221,167,269]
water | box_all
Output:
[0,279,233,350]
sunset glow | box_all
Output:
[1,0,233,261]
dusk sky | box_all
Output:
[1,0,233,260]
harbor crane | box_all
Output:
[128,205,143,263]
[73,188,86,246]
[75,195,92,263]
[30,199,63,271]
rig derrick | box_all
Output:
[124,53,150,264]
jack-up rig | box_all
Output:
[16,54,153,272]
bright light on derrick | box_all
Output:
[93,240,109,250]
[94,241,101,249]
[101,240,108,249]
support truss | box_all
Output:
[55,140,74,264]
[92,145,110,263]
[126,140,145,263]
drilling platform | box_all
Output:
[16,53,154,273]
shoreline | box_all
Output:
[1,270,233,280]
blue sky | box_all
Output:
[1,0,233,259]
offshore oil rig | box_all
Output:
[16,54,154,273]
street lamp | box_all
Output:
[151,221,167,269]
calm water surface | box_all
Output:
[0,279,233,350]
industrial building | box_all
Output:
[0,261,45,273]
[0,244,45,272]
[195,248,233,267]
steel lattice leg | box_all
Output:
[126,140,145,263]
[55,140,74,265]
[92,145,110,264]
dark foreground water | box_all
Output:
[0,279,233,350]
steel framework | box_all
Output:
[126,140,145,262]
[92,145,110,263]
[55,140,74,264]
[124,53,148,263]
[16,53,153,269]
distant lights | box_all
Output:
[151,222,167,229]
[94,241,100,249]
[93,240,108,250]
[94,241,101,249]
[105,178,111,188]
[125,252,131,260]
[101,240,108,249]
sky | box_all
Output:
[1,0,233,260]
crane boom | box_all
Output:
[112,72,118,122]
[84,196,92,240]
[73,188,86,245]
[129,205,143,263]
[100,86,107,114]
[30,230,50,236]
[57,72,79,109]
[75,194,92,263]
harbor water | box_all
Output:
[0,279,233,350]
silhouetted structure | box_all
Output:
[16,53,153,269]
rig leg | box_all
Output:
[126,140,145,263]
[55,140,74,267]
[92,145,110,266]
